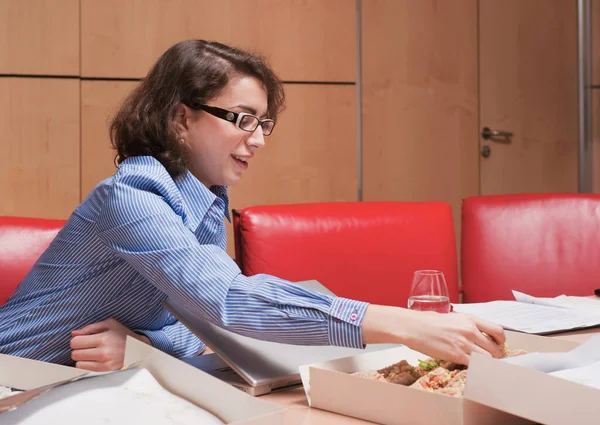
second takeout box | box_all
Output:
[299,331,592,425]
[0,336,284,424]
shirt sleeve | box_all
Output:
[95,171,369,349]
[135,319,206,358]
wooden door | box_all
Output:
[362,0,479,236]
[479,0,579,195]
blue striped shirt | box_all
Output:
[0,156,368,364]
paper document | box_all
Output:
[512,290,600,313]
[452,300,600,334]
[503,336,600,389]
[511,290,569,309]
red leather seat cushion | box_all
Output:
[0,216,65,305]
[462,194,600,302]
[234,202,459,307]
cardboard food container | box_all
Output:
[465,331,600,425]
[299,331,581,425]
[0,336,284,424]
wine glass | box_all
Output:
[407,270,450,313]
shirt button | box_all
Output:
[350,313,358,321]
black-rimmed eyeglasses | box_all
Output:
[190,104,276,136]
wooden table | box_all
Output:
[259,327,600,425]
[200,298,600,424]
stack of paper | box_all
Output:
[453,292,600,334]
[512,290,600,313]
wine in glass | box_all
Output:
[407,270,450,313]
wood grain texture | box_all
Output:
[80,0,356,82]
[0,0,79,75]
[0,78,80,218]
[593,90,600,192]
[479,0,578,195]
[361,0,479,236]
[593,0,600,85]
[81,81,139,198]
[225,84,358,255]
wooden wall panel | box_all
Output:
[81,81,139,198]
[80,0,356,82]
[593,90,600,192]
[225,84,357,255]
[0,0,79,75]
[0,78,80,218]
[593,0,600,85]
[361,1,479,234]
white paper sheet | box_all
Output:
[549,361,600,389]
[511,290,570,309]
[513,290,600,313]
[1,368,225,425]
[501,336,600,389]
[452,300,600,334]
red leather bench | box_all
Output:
[233,202,460,307]
[0,216,65,305]
[461,194,600,303]
[2,204,460,310]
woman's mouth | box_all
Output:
[231,154,249,170]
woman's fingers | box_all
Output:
[71,347,103,362]
[70,333,102,350]
[471,330,504,358]
[472,315,506,345]
[469,342,492,358]
[452,350,471,367]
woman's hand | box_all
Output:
[70,318,151,371]
[361,305,505,366]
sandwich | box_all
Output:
[350,338,526,397]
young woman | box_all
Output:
[0,40,505,371]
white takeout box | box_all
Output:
[466,331,600,425]
[0,336,284,424]
[299,331,583,425]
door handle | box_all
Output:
[482,127,513,142]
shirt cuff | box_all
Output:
[328,297,369,348]
[134,329,174,356]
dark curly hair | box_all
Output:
[109,40,285,179]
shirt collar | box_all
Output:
[211,185,231,222]
[176,170,231,231]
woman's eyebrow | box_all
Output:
[232,104,268,118]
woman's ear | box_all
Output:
[174,103,190,134]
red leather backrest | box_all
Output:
[0,216,65,305]
[233,202,459,307]
[462,194,600,302]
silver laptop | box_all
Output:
[164,280,398,396]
